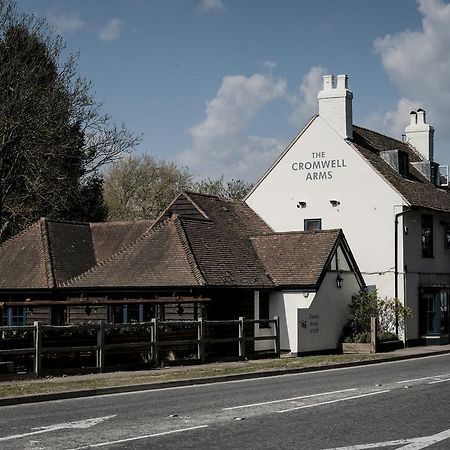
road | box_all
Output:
[2,354,450,449]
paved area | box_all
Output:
[1,344,450,406]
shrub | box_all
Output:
[341,290,412,343]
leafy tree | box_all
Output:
[103,154,254,220]
[103,154,193,220]
[194,176,253,200]
[0,1,140,240]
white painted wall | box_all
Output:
[267,271,360,354]
[270,290,314,353]
[297,271,360,353]
[246,116,421,336]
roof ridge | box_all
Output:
[39,218,56,288]
[42,218,91,226]
[250,229,341,238]
[61,215,176,287]
[183,190,221,200]
[89,219,154,226]
[173,217,207,286]
[352,124,405,146]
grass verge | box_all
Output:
[0,353,390,398]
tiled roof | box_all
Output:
[0,193,356,291]
[0,220,49,289]
[251,230,341,286]
[67,216,203,288]
[351,126,450,212]
[90,220,154,263]
[0,219,154,289]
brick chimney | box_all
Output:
[405,109,434,162]
[317,74,353,139]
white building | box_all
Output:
[246,74,450,346]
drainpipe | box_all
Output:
[394,206,412,337]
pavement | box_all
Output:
[1,344,450,407]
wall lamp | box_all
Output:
[330,200,340,207]
[297,201,307,208]
[336,273,344,289]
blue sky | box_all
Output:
[15,0,450,181]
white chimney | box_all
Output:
[317,74,353,139]
[405,108,434,161]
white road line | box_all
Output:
[68,425,209,449]
[396,374,450,384]
[277,390,390,413]
[323,427,450,449]
[0,415,116,442]
[428,378,450,384]
[223,388,357,410]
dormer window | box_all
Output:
[398,151,409,177]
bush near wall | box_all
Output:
[341,290,412,343]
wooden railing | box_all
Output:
[0,316,280,377]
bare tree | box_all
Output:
[0,1,140,240]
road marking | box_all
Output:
[223,388,358,410]
[3,353,449,410]
[322,426,450,449]
[0,415,116,442]
[396,373,450,384]
[428,378,450,384]
[277,390,390,413]
[69,425,209,449]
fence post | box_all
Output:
[238,317,245,360]
[370,316,377,353]
[197,318,205,363]
[151,318,159,367]
[274,316,281,357]
[34,321,42,377]
[96,321,105,372]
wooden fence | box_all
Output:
[0,316,280,377]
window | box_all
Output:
[2,307,27,326]
[259,291,270,328]
[445,224,450,249]
[398,151,409,177]
[421,214,433,258]
[304,218,322,231]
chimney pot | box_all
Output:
[323,74,335,90]
[337,74,348,90]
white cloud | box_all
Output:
[47,11,86,34]
[99,18,123,42]
[263,60,277,73]
[198,0,225,14]
[289,66,326,127]
[178,73,287,181]
[373,0,450,140]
